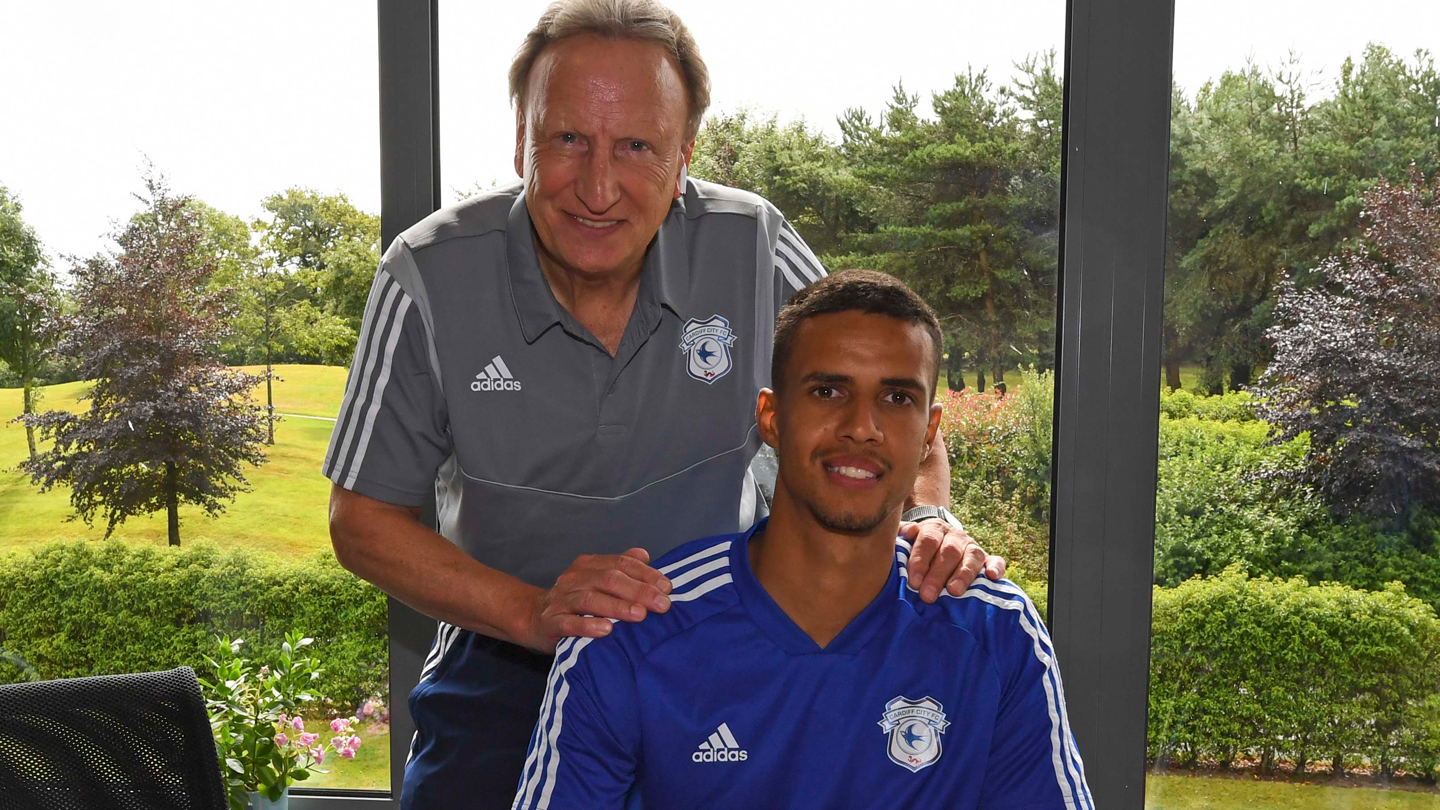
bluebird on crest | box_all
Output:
[879,696,951,773]
[679,315,737,384]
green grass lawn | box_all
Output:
[1147,773,1440,809]
[0,365,347,556]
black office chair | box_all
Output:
[0,666,227,810]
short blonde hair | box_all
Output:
[509,0,711,137]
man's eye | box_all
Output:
[558,133,579,144]
[627,140,649,151]
[813,386,836,399]
[887,391,915,406]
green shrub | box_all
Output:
[1159,387,1259,423]
[0,541,386,714]
[1153,415,1326,586]
[1149,569,1440,779]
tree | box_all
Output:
[0,184,59,460]
[231,263,353,442]
[255,187,380,332]
[836,68,1055,391]
[1255,169,1440,519]
[20,173,269,545]
[692,109,871,257]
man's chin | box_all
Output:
[807,503,892,536]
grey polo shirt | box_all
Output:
[322,178,826,588]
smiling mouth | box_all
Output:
[826,465,878,480]
[572,215,619,229]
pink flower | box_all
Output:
[339,747,356,759]
[291,717,304,731]
[331,736,347,751]
[258,666,270,676]
[330,718,350,733]
[277,714,287,724]
[312,747,325,765]
[273,733,289,747]
[299,732,319,746]
[347,735,362,750]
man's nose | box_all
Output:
[576,147,621,214]
[838,398,883,444]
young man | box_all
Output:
[511,271,1092,809]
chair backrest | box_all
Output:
[0,666,227,810]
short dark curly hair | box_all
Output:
[772,270,943,400]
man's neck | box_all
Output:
[534,232,643,355]
[748,490,900,649]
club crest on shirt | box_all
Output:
[679,314,737,384]
[878,696,951,773]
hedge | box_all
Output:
[1149,568,1440,781]
[0,541,387,715]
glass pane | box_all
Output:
[1149,2,1440,806]
[0,1,390,794]
[439,0,1065,791]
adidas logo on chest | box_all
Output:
[471,355,522,392]
[692,722,747,763]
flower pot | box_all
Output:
[244,788,289,810]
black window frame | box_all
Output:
[317,0,1178,806]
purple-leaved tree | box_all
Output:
[21,173,270,545]
[1255,168,1440,519]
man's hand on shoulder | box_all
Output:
[523,548,674,652]
[902,520,1007,604]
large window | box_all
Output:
[0,1,391,797]
[1146,2,1440,806]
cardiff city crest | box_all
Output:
[878,696,951,773]
[678,314,737,384]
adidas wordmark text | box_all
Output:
[692,723,748,763]
[471,355,522,392]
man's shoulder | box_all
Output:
[397,181,524,253]
[683,178,784,226]
[896,542,1049,654]
[591,532,744,664]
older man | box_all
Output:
[323,1,1005,807]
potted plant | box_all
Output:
[200,631,363,810]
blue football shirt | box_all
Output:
[512,518,1093,810]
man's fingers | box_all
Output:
[897,521,921,541]
[906,522,940,584]
[621,547,651,565]
[555,615,614,641]
[588,562,671,613]
[985,555,1007,581]
[567,586,652,622]
[916,524,958,603]
[616,550,672,594]
[946,544,988,596]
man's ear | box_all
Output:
[924,402,943,456]
[675,139,696,199]
[514,108,527,180]
[757,388,780,451]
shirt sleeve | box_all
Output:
[976,584,1095,810]
[772,218,827,305]
[513,634,641,810]
[322,247,450,506]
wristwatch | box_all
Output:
[901,505,964,531]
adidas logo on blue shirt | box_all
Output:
[471,355,521,392]
[691,723,748,763]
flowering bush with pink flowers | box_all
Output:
[201,631,361,809]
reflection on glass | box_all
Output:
[1149,2,1440,805]
[0,1,390,793]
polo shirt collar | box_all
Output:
[506,191,691,344]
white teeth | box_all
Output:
[827,465,877,480]
[574,216,618,229]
